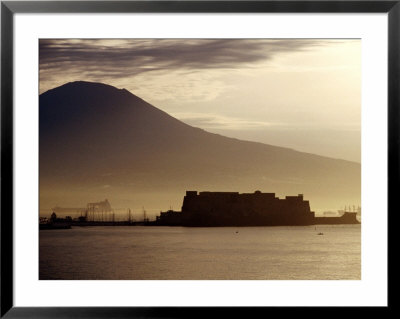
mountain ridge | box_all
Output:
[41,81,357,164]
[39,81,360,214]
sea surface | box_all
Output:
[39,225,361,280]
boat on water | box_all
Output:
[314,212,360,225]
[39,222,71,230]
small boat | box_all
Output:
[40,222,71,230]
[317,232,324,235]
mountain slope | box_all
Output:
[39,81,360,214]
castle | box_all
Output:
[156,190,316,226]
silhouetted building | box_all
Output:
[156,210,182,226]
[157,190,315,226]
[78,215,87,223]
[50,212,57,222]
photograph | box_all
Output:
[38,38,361,280]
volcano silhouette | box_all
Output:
[39,81,360,213]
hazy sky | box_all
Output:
[40,39,361,162]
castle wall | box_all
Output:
[180,191,315,226]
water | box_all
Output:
[39,225,360,280]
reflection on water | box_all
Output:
[40,225,360,280]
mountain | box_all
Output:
[39,81,360,216]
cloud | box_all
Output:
[173,112,361,132]
[39,39,337,86]
[173,112,282,130]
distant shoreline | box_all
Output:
[40,219,360,230]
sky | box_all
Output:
[40,39,361,162]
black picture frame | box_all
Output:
[1,0,396,317]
